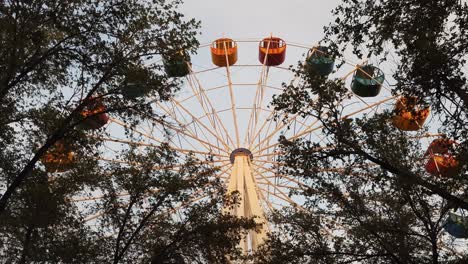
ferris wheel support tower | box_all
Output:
[225,148,268,251]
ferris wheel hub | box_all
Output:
[229,148,253,164]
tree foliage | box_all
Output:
[0,1,253,262]
[255,0,468,263]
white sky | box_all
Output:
[181,0,340,44]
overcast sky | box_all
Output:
[181,0,340,45]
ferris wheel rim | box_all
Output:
[62,36,443,251]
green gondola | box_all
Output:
[351,65,385,97]
[121,67,153,99]
[305,46,334,76]
[121,82,152,99]
[163,52,191,77]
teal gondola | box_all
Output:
[351,65,385,97]
[444,212,468,238]
[305,46,334,76]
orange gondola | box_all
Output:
[392,97,430,131]
[41,142,75,173]
[258,37,286,66]
[211,38,238,67]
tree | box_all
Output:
[0,1,254,262]
[254,0,468,263]
[0,0,201,211]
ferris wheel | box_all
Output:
[42,36,458,253]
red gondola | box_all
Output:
[424,138,459,177]
[258,37,286,66]
[79,97,109,130]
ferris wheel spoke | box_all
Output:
[166,174,235,214]
[97,157,225,170]
[256,185,301,209]
[109,117,172,147]
[248,74,309,150]
[178,83,226,104]
[253,95,396,156]
[256,181,301,191]
[169,98,231,152]
[221,47,241,148]
[252,124,323,156]
[185,70,236,149]
[258,187,337,238]
[257,180,302,197]
[97,157,140,166]
[109,117,209,159]
[253,164,309,190]
[254,113,280,155]
[83,192,209,224]
[98,137,228,158]
[255,158,376,175]
[244,55,270,147]
[126,106,207,154]
[150,117,229,155]
[83,196,140,223]
[156,101,227,153]
[292,114,311,136]
[257,185,289,206]
[254,159,286,166]
[216,163,233,180]
[252,164,302,208]
[251,112,302,152]
[257,189,289,212]
[167,100,211,144]
[168,193,211,214]
[250,70,304,149]
[255,151,282,159]
[247,105,277,150]
[71,191,131,202]
[255,184,275,213]
[185,72,220,131]
[256,117,320,157]
[255,112,319,156]
[253,93,397,156]
[179,83,284,106]
[83,173,224,223]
